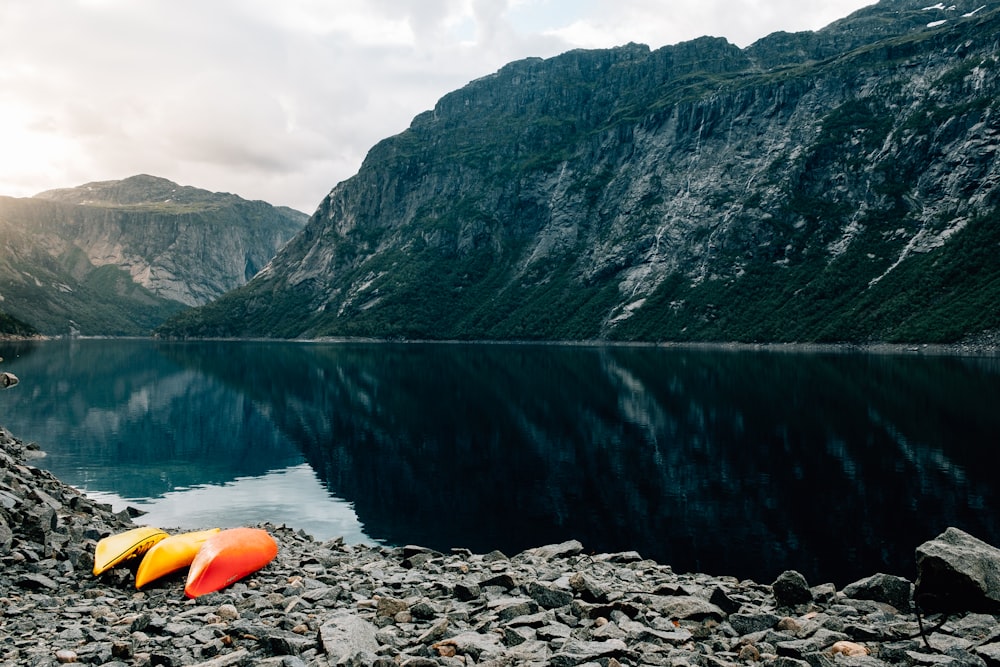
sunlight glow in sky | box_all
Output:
[0,0,876,213]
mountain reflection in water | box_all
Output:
[1,338,997,586]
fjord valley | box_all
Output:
[3,4,1000,664]
[155,0,1000,345]
[0,175,307,337]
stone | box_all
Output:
[915,527,1000,613]
[653,595,725,621]
[453,580,480,601]
[493,597,538,621]
[55,649,78,663]
[318,613,379,661]
[739,643,761,661]
[730,612,781,635]
[432,631,505,661]
[776,628,852,658]
[375,596,408,618]
[773,571,813,607]
[529,540,585,560]
[216,603,239,620]
[2,430,1000,667]
[18,572,59,590]
[976,643,1000,667]
[830,641,871,657]
[843,573,913,611]
[527,580,574,609]
[480,571,518,589]
[710,586,742,615]
[549,638,629,667]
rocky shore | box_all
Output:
[3,426,1000,667]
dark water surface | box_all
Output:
[1,338,997,586]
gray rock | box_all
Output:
[776,628,851,658]
[774,570,813,607]
[1,371,18,388]
[915,527,1000,613]
[453,580,480,601]
[975,643,1000,667]
[318,613,379,661]
[549,638,629,667]
[709,586,742,615]
[652,594,726,621]
[776,657,814,667]
[529,540,585,560]
[432,631,505,661]
[568,571,612,602]
[18,572,59,590]
[843,573,913,611]
[3,427,1000,667]
[730,612,781,635]
[526,580,574,609]
[493,597,539,621]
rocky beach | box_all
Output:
[2,426,1000,667]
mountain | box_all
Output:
[0,309,37,338]
[158,1,1000,343]
[0,175,307,335]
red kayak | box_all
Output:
[184,527,278,598]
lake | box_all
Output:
[1,338,997,587]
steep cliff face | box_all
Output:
[0,175,307,335]
[160,0,1000,343]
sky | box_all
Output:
[0,0,876,214]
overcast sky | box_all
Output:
[0,0,876,214]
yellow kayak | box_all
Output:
[135,527,221,588]
[93,526,169,576]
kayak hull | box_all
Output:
[184,527,278,598]
[93,526,169,576]
[134,528,221,588]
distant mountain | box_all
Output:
[159,0,1000,343]
[0,175,307,335]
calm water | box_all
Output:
[1,338,998,586]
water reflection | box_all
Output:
[87,464,371,544]
[2,339,998,586]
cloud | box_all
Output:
[0,0,875,213]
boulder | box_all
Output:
[914,527,1000,613]
[773,570,813,607]
[318,613,379,662]
[843,573,913,611]
[529,540,585,560]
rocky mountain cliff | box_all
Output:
[0,175,307,335]
[159,0,1000,343]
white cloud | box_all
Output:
[0,0,876,213]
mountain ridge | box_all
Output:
[145,1,1000,342]
[0,175,307,335]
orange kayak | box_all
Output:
[93,526,169,576]
[134,528,221,589]
[184,527,278,598]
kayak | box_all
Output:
[134,527,221,589]
[184,527,278,598]
[93,526,169,576]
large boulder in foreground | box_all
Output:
[914,527,1000,613]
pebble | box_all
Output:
[2,425,999,667]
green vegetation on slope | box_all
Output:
[0,309,37,337]
[156,4,1000,343]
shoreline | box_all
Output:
[9,333,1000,358]
[3,426,1000,666]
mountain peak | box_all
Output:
[33,174,232,208]
[156,0,1000,343]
